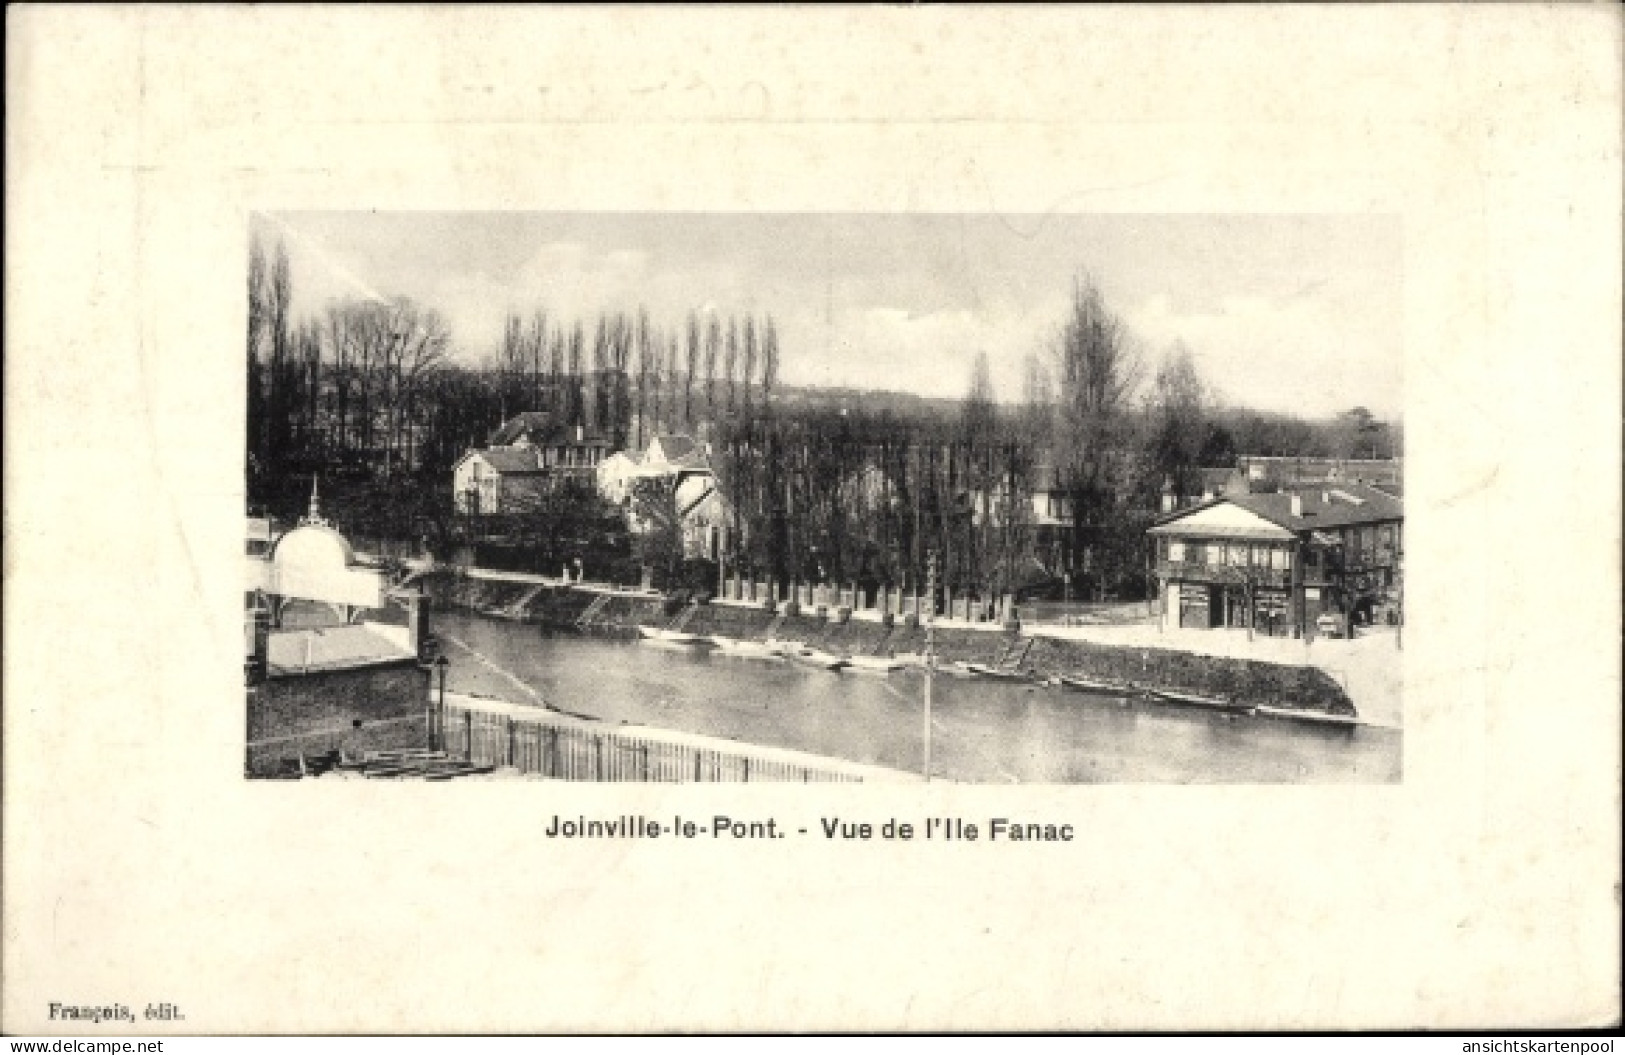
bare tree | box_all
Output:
[723,316,740,417]
[683,310,701,428]
[760,314,781,410]
[566,321,585,424]
[647,322,665,437]
[1020,352,1054,449]
[527,310,548,412]
[664,333,681,435]
[702,312,721,423]
[495,312,526,420]
[1146,341,1210,499]
[634,307,652,449]
[547,326,567,419]
[1050,272,1144,598]
[740,315,758,416]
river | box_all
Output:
[433,612,1402,784]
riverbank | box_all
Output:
[432,613,1402,784]
[416,569,1380,720]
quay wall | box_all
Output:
[420,568,1354,716]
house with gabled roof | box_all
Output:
[646,433,696,465]
[453,412,616,515]
[452,446,549,515]
[1146,482,1403,637]
[593,432,725,559]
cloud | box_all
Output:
[1125,292,1401,419]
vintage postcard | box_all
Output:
[242,211,1403,786]
[5,6,1619,1035]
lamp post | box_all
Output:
[432,655,450,752]
[922,549,938,783]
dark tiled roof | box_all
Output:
[490,413,613,448]
[475,448,544,473]
[653,434,696,461]
[489,412,554,446]
[1151,482,1402,534]
[1232,483,1403,530]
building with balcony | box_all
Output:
[1146,483,1403,637]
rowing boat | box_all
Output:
[1147,687,1253,713]
[791,646,849,671]
[708,635,781,659]
[956,661,1028,681]
[843,654,903,674]
[1254,704,1360,727]
[638,626,703,645]
[1055,673,1137,695]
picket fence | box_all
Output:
[442,705,862,783]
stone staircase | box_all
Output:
[575,593,611,629]
[996,636,1034,673]
[502,582,549,620]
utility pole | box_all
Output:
[923,549,937,783]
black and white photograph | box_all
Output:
[245,212,1405,784]
[9,6,1618,1038]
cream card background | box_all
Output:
[5,6,1620,1033]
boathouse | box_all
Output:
[1146,482,1403,637]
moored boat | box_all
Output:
[1056,673,1137,695]
[708,635,782,659]
[1254,704,1360,726]
[1147,687,1253,713]
[791,646,849,671]
[638,626,704,645]
[843,654,903,674]
[957,661,1028,681]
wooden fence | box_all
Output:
[442,705,863,783]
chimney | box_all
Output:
[1290,493,1304,518]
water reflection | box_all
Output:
[434,613,1401,784]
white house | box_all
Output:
[596,450,646,506]
[595,433,726,558]
[674,470,727,561]
[454,412,619,515]
[452,447,549,515]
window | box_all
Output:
[1206,542,1224,566]
[1226,543,1248,566]
[1168,540,1185,563]
[1271,547,1290,571]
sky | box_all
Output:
[258,211,1403,420]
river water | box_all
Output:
[433,612,1402,784]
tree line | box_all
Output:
[248,231,1398,602]
[246,232,782,525]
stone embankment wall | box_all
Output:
[247,663,430,777]
[1024,637,1353,715]
[422,570,1354,715]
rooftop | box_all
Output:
[1150,481,1403,535]
[472,447,545,474]
[490,412,613,448]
